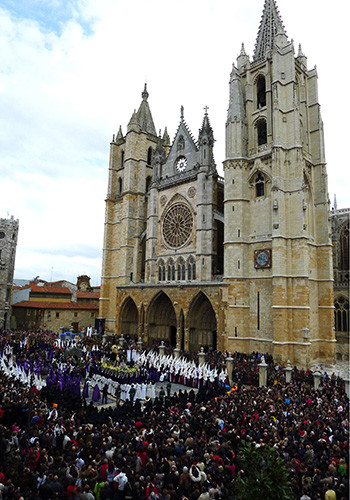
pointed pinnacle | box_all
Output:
[142,83,149,101]
[240,43,247,56]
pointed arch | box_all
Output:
[187,256,196,281]
[334,295,349,333]
[161,193,194,215]
[167,258,176,281]
[158,259,166,281]
[256,118,267,146]
[248,160,272,203]
[146,175,152,192]
[177,135,185,152]
[247,159,271,186]
[147,147,153,166]
[303,170,312,190]
[177,257,186,281]
[119,296,139,337]
[188,292,217,351]
[255,74,266,108]
[255,172,265,197]
[146,291,177,346]
[118,177,123,195]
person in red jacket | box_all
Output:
[146,481,159,499]
[137,443,148,468]
[67,481,77,498]
[100,459,108,481]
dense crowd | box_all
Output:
[0,330,348,500]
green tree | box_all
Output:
[234,442,293,500]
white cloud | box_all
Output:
[0,0,348,285]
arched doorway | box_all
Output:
[147,292,177,346]
[188,292,217,351]
[120,297,138,338]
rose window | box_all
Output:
[162,203,193,248]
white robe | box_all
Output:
[141,383,147,400]
[124,384,131,401]
[135,383,142,400]
[120,384,126,401]
[149,383,156,399]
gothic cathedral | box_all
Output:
[99,0,335,368]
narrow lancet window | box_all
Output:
[257,75,266,108]
[147,147,153,165]
[118,177,123,195]
[255,173,265,197]
[257,119,267,146]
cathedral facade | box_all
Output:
[99,0,335,368]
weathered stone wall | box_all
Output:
[12,307,98,333]
[0,216,19,329]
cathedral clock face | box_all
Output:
[162,203,193,248]
[176,156,187,173]
[254,249,271,268]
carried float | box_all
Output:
[101,343,139,376]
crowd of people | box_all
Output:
[0,330,348,500]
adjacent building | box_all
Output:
[11,275,99,333]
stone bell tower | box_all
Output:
[100,85,158,334]
[223,0,335,367]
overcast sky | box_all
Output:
[0,0,348,286]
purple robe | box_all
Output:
[82,380,89,398]
[92,384,101,402]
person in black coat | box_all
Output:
[102,384,108,405]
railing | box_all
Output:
[334,272,349,288]
[157,171,197,189]
[248,144,270,156]
[213,275,224,282]
[331,208,350,216]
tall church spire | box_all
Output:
[198,107,215,168]
[198,107,214,146]
[127,84,157,136]
[253,0,287,61]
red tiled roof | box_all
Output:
[12,301,98,310]
[77,291,100,299]
[30,286,71,294]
